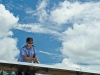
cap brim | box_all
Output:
[28,41,33,44]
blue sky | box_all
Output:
[0,0,100,73]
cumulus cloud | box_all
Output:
[58,1,100,64]
[53,58,100,73]
[50,1,100,71]
[53,58,81,71]
[49,1,84,25]
[0,4,19,61]
[0,4,18,36]
[0,37,19,61]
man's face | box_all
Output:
[27,41,33,48]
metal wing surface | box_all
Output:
[0,60,99,75]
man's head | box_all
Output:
[26,37,33,47]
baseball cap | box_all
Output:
[26,37,33,44]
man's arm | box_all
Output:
[21,47,36,61]
[24,56,36,61]
[33,47,39,63]
[33,55,39,63]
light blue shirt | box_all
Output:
[18,45,36,63]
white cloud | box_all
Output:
[53,58,100,73]
[58,1,100,64]
[0,37,19,61]
[38,50,64,62]
[39,50,54,55]
[50,1,85,25]
[0,4,19,61]
[61,23,100,64]
[0,4,19,37]
[25,0,49,23]
[51,1,100,71]
[35,0,49,22]
[15,23,60,36]
[54,58,80,69]
[0,4,18,28]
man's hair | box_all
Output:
[26,37,33,42]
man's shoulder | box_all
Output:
[21,45,35,48]
[22,45,27,48]
[32,45,35,47]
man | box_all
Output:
[17,37,38,75]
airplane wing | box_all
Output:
[0,60,100,75]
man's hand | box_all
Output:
[32,57,39,63]
[24,56,39,63]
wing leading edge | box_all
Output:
[0,60,100,75]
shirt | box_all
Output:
[18,45,36,63]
